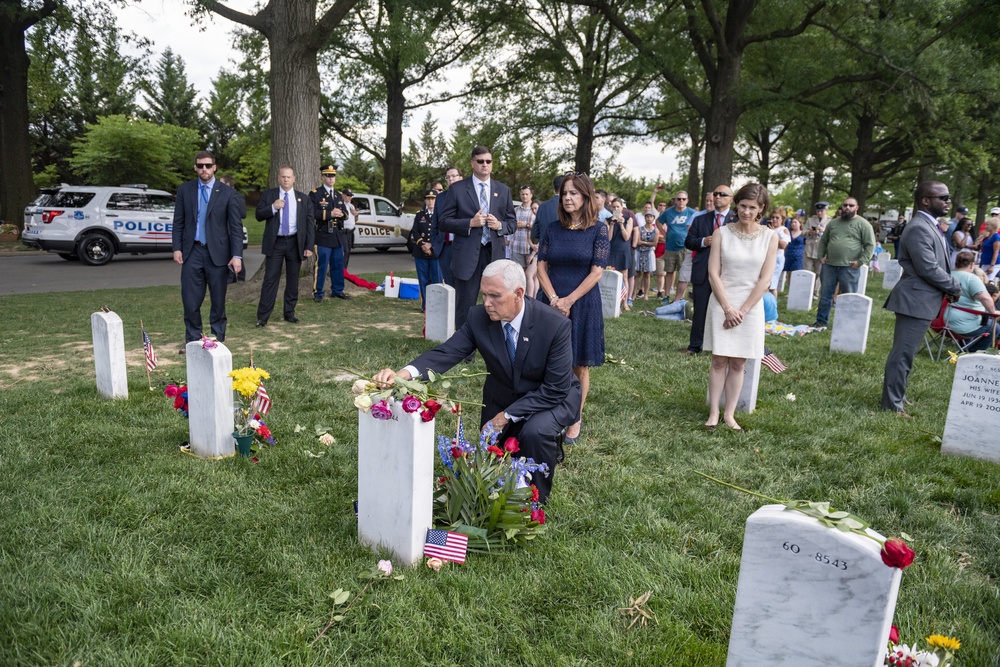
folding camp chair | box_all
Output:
[924,297,998,360]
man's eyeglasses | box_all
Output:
[675,197,688,200]
[195,163,215,170]
[712,191,732,197]
[475,159,492,164]
[929,194,951,202]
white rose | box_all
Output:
[318,433,335,446]
[354,394,373,412]
[352,379,370,395]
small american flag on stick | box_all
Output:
[142,327,157,371]
[252,382,271,415]
[424,529,468,564]
[761,347,787,374]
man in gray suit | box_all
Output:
[881,181,961,416]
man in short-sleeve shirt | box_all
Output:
[657,190,694,302]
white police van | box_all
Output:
[21,185,249,266]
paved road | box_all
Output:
[0,247,415,295]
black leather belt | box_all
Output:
[277,234,296,238]
[194,241,206,246]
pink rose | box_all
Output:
[371,400,393,421]
[377,559,393,576]
[164,385,179,398]
[401,394,422,413]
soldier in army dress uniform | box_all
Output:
[309,165,352,301]
[411,189,442,311]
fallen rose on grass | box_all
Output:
[426,557,444,572]
[880,538,915,569]
[318,433,335,446]
[377,560,393,576]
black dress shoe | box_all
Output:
[256,320,267,328]
[313,296,323,303]
[332,293,352,300]
[284,315,299,323]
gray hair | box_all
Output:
[482,259,526,292]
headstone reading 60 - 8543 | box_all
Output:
[358,402,435,565]
[786,270,815,311]
[882,259,902,290]
[598,270,623,319]
[829,293,872,354]
[91,310,128,399]
[185,340,234,458]
[942,353,1000,464]
[726,505,901,667]
[425,283,456,343]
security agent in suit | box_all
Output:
[219,174,247,283]
[530,175,563,248]
[683,186,735,354]
[374,260,581,504]
[437,146,517,330]
[881,181,961,416]
[172,151,244,344]
[431,169,461,286]
[309,165,351,301]
[255,165,315,326]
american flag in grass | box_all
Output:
[424,529,468,564]
[761,346,787,374]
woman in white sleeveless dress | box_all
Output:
[703,183,779,431]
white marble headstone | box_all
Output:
[786,270,815,311]
[882,260,902,290]
[425,283,456,342]
[708,357,760,413]
[830,294,872,354]
[598,270,623,319]
[185,340,234,458]
[91,311,128,399]
[855,264,869,295]
[942,354,1000,463]
[357,402,435,565]
[726,504,901,667]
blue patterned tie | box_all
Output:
[280,191,290,236]
[503,323,516,365]
[480,183,490,246]
[196,184,209,243]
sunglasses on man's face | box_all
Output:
[929,194,951,202]
[712,191,732,197]
[475,159,492,164]
[195,163,215,170]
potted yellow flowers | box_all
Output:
[229,365,270,457]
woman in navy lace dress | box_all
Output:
[537,173,610,443]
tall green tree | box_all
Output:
[190,0,361,191]
[143,47,201,130]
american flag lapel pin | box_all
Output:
[522,337,529,343]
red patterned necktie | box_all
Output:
[715,212,722,230]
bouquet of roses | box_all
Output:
[350,368,483,421]
[164,384,189,417]
[433,420,547,552]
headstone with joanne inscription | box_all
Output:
[425,283,456,343]
[91,310,128,399]
[829,294,872,354]
[598,270,623,319]
[357,402,435,565]
[882,259,902,290]
[185,340,235,458]
[726,504,901,667]
[786,270,815,311]
[942,353,1000,464]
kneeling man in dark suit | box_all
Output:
[374,259,581,503]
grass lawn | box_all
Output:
[0,275,997,666]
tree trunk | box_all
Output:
[382,69,404,203]
[686,128,702,208]
[810,167,824,208]
[701,57,742,191]
[976,172,991,225]
[574,110,596,175]
[0,12,41,228]
[848,110,876,212]
[266,23,321,191]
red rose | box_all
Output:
[451,405,460,413]
[503,437,520,454]
[450,447,464,459]
[889,625,899,644]
[529,485,539,502]
[173,395,186,410]
[250,457,260,463]
[420,409,435,422]
[880,538,915,569]
[487,445,504,457]
[437,476,448,485]
[530,508,546,524]
[423,398,442,415]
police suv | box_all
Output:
[21,185,249,266]
[349,193,414,251]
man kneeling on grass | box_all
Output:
[374,260,580,504]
